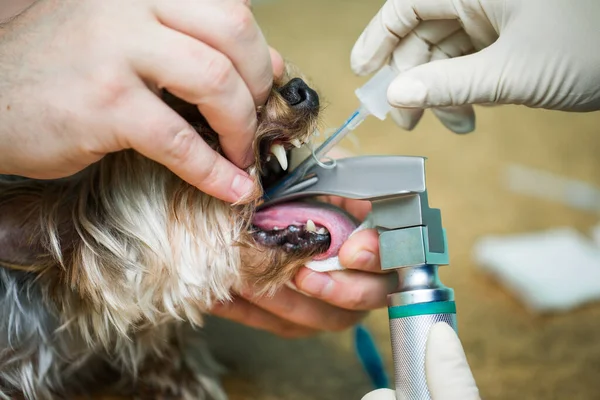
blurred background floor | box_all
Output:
[100,0,600,399]
[202,1,600,399]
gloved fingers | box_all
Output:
[361,388,396,400]
[426,322,481,400]
[387,43,505,108]
[386,29,432,131]
[430,29,475,61]
[351,0,460,75]
[430,106,475,134]
[385,21,459,131]
[428,30,476,133]
[389,21,460,73]
[389,108,424,131]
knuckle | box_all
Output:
[203,53,235,91]
[89,65,131,109]
[164,125,199,164]
[345,286,370,310]
[227,3,256,40]
[192,152,221,189]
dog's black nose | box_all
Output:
[278,78,319,110]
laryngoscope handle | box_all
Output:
[387,265,457,400]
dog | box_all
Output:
[0,63,360,399]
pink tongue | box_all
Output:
[252,202,357,261]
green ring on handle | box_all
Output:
[388,301,456,320]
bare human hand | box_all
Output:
[0,0,282,202]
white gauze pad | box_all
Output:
[473,227,600,313]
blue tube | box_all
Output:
[353,324,390,390]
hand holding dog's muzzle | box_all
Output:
[0,0,278,203]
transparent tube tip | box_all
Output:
[354,65,397,120]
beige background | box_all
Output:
[110,0,600,399]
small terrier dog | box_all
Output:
[0,64,358,399]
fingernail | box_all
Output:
[299,271,334,297]
[347,250,375,270]
[232,174,255,199]
[388,77,428,107]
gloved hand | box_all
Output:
[360,322,480,400]
[351,0,600,134]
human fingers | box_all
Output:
[241,285,366,331]
[155,0,273,106]
[133,27,257,168]
[269,46,285,80]
[293,267,397,310]
[211,295,317,338]
[338,229,383,273]
[116,88,256,203]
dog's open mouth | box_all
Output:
[251,201,357,261]
[246,78,359,264]
[252,148,358,263]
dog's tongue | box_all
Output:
[252,202,357,261]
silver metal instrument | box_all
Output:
[260,155,457,400]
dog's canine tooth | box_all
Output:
[291,139,302,148]
[306,220,316,232]
[317,227,327,235]
[270,143,288,171]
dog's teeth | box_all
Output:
[273,226,281,230]
[306,220,316,232]
[317,227,327,234]
[270,143,288,171]
[266,155,271,162]
[291,139,302,148]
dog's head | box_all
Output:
[0,64,357,333]
[161,66,357,293]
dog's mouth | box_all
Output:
[165,74,358,263]
[248,79,358,263]
[251,201,357,261]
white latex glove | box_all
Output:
[361,322,480,400]
[351,0,600,134]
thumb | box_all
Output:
[387,44,509,109]
[425,322,481,400]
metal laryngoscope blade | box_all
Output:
[260,155,457,400]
